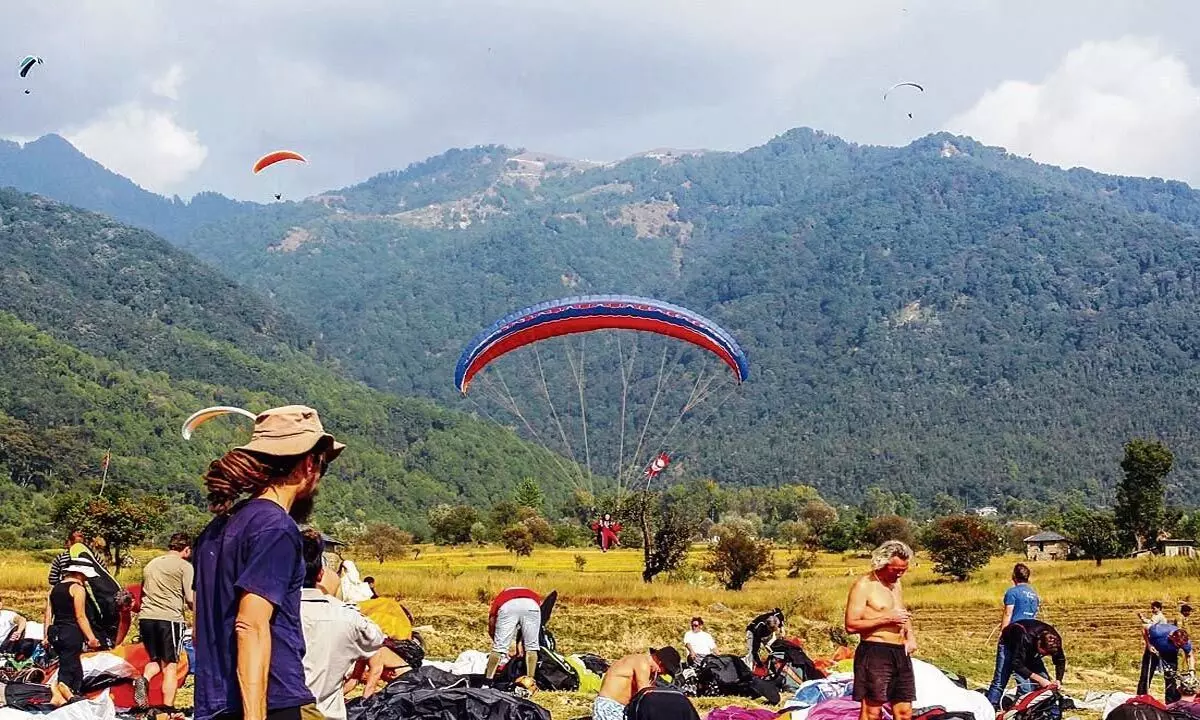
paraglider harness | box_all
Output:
[1000,686,1065,720]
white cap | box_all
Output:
[63,564,98,578]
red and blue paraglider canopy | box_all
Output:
[455,295,749,394]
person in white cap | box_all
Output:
[192,405,344,720]
[42,563,101,697]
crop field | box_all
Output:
[2,546,1194,719]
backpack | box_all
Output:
[913,708,977,720]
[695,655,780,704]
[1108,699,1175,720]
[1002,687,1064,720]
[625,687,700,720]
[495,635,580,692]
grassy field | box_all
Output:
[2,545,1194,719]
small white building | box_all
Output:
[973,506,999,518]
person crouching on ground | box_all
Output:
[485,586,543,681]
[845,540,916,720]
[134,532,195,714]
[44,563,102,699]
[985,619,1065,709]
[298,529,385,720]
[592,647,682,720]
[745,608,784,670]
[192,405,344,720]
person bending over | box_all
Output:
[592,647,681,720]
[484,586,543,681]
[986,620,1065,709]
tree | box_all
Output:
[931,492,964,517]
[1064,508,1123,565]
[52,493,166,573]
[864,515,915,549]
[501,524,534,556]
[428,504,479,545]
[800,500,838,537]
[925,515,1002,581]
[522,515,554,544]
[705,525,774,590]
[862,486,897,518]
[821,515,865,552]
[362,523,414,563]
[642,500,695,583]
[1115,439,1173,551]
[776,520,811,548]
[513,477,544,512]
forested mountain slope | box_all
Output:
[0,190,577,541]
[5,130,1200,508]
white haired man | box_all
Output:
[845,540,916,720]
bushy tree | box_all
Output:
[513,477,544,512]
[362,522,414,563]
[1115,439,1173,551]
[428,504,479,545]
[821,515,866,552]
[642,501,695,583]
[1064,508,1123,565]
[522,515,554,544]
[553,521,591,548]
[800,500,838,537]
[925,515,1002,581]
[776,520,811,548]
[864,515,915,549]
[52,493,166,573]
[705,525,774,590]
[501,524,534,556]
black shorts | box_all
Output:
[139,619,184,664]
[853,640,916,704]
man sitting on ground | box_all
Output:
[1141,624,1195,704]
[299,530,386,720]
[986,619,1066,709]
[485,587,543,681]
[592,647,682,720]
[683,617,716,665]
[133,532,194,713]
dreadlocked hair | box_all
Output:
[204,447,313,512]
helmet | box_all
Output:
[513,675,538,698]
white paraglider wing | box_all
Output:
[181,406,258,440]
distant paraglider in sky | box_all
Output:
[883,81,924,119]
[253,150,307,201]
[18,55,42,94]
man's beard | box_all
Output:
[290,492,317,524]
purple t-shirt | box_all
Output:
[192,498,312,720]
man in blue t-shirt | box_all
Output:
[1139,623,1196,704]
[192,405,345,720]
[1002,564,1040,627]
[986,564,1041,706]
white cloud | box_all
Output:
[151,64,184,101]
[65,103,208,193]
[946,37,1200,181]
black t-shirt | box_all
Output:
[1000,619,1066,681]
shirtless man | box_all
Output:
[845,540,916,720]
[592,646,682,720]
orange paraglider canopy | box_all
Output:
[253,150,306,174]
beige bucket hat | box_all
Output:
[236,405,345,461]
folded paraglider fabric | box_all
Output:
[347,686,549,720]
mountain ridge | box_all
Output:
[6,128,1200,509]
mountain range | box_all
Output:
[2,128,1199,520]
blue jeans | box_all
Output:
[986,644,1047,709]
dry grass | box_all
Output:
[2,546,1194,719]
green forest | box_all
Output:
[3,127,1200,520]
[0,189,583,543]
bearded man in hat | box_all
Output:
[192,406,344,720]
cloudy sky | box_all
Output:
[3,0,1200,200]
